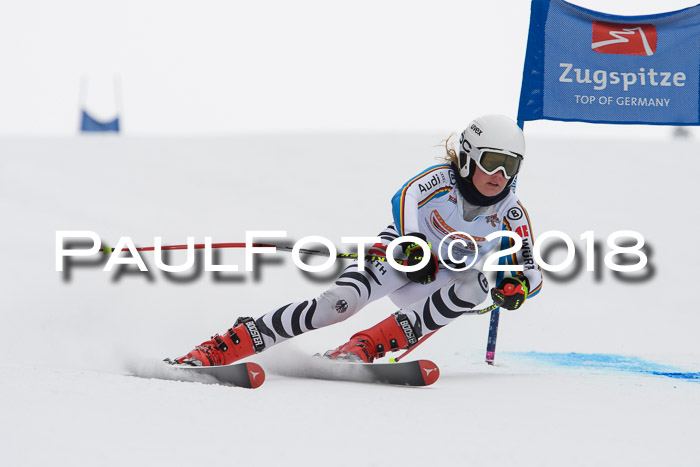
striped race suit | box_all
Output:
[253,164,542,348]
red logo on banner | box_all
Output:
[591,21,657,56]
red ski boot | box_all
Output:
[325,312,420,363]
[171,317,266,366]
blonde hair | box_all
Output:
[439,132,459,165]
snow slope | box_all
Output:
[1,134,699,466]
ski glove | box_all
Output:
[491,276,529,310]
[402,233,439,285]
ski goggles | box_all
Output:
[461,148,523,178]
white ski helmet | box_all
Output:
[457,114,525,179]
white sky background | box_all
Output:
[1,0,698,138]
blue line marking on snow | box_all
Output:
[506,352,700,381]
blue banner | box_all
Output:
[518,0,700,125]
[80,110,120,133]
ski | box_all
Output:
[157,361,266,389]
[296,359,440,386]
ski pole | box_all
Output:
[99,241,392,262]
[100,242,253,253]
[99,241,468,267]
[392,303,498,362]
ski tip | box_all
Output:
[418,360,440,386]
[246,362,266,389]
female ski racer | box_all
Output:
[172,114,543,366]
